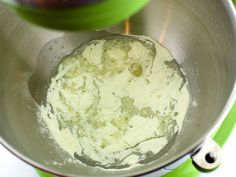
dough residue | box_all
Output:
[39,35,190,169]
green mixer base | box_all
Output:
[36,102,236,177]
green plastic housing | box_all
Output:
[4,0,149,31]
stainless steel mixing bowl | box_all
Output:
[0,0,236,176]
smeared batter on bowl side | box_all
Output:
[39,35,190,169]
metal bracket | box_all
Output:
[191,139,223,172]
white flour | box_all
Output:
[39,35,190,169]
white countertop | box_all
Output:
[0,127,235,177]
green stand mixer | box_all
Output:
[0,0,236,177]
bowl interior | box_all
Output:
[0,0,236,176]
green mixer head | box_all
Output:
[3,0,149,31]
